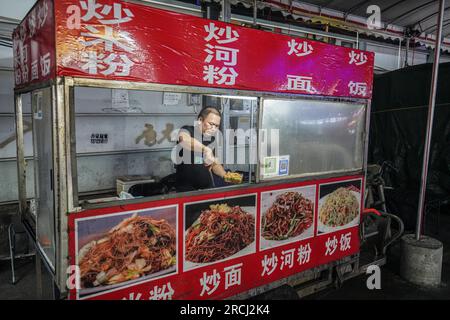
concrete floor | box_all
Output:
[1,214,449,300]
[0,256,54,300]
[305,245,450,300]
[306,212,450,300]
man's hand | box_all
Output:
[203,146,216,166]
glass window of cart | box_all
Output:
[0,72,35,205]
[259,98,366,180]
[73,88,256,206]
[31,87,56,270]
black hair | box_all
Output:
[197,107,221,120]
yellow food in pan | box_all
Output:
[224,172,243,184]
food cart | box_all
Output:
[13,0,376,300]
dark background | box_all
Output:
[369,62,450,231]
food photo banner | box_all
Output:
[68,175,364,300]
[14,0,373,98]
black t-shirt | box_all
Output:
[175,125,216,191]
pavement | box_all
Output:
[0,255,54,300]
[304,211,450,300]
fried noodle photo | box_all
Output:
[262,191,314,241]
[319,187,359,227]
[78,214,176,289]
[185,204,255,263]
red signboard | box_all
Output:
[68,175,363,300]
[50,0,372,98]
[12,0,55,88]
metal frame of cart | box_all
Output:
[13,0,375,299]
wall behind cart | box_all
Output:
[73,87,198,194]
[368,62,450,230]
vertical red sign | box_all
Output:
[13,0,55,88]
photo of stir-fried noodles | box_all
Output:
[78,214,176,289]
[262,192,314,241]
[319,187,359,227]
[185,204,255,263]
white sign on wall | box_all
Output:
[163,92,182,106]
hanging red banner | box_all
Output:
[50,0,373,99]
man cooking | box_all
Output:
[174,107,240,192]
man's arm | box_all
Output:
[178,131,206,153]
[211,162,227,178]
[179,131,216,164]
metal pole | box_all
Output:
[356,31,359,49]
[253,0,257,26]
[221,0,231,22]
[14,93,27,217]
[397,38,402,69]
[416,0,445,240]
[404,37,410,67]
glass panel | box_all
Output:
[22,93,36,203]
[221,97,257,179]
[0,72,35,204]
[32,88,56,269]
[261,99,365,179]
[73,88,258,204]
[0,70,18,203]
[77,151,175,194]
[74,87,199,203]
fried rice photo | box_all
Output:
[319,187,359,227]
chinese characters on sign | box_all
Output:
[347,50,369,97]
[286,39,316,93]
[203,22,240,86]
[149,282,175,300]
[13,0,52,86]
[348,81,368,97]
[261,242,313,276]
[287,39,314,57]
[70,176,362,300]
[53,0,373,98]
[122,282,175,300]
[325,233,352,256]
[287,75,315,93]
[261,252,278,276]
[71,0,135,77]
[349,50,368,66]
[90,133,108,144]
[200,263,243,296]
[298,243,312,265]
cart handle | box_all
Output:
[362,208,382,216]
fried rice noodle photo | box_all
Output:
[262,191,314,241]
[78,214,176,288]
